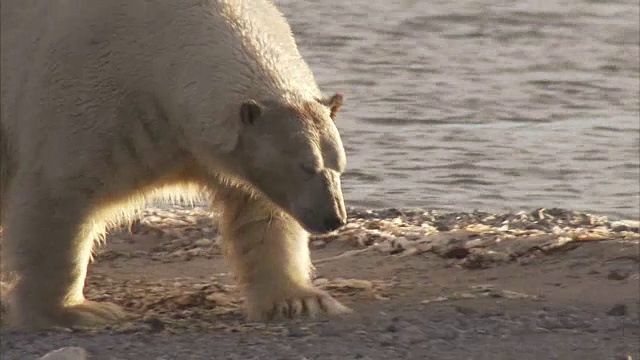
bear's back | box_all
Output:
[1,0,319,126]
[1,0,322,196]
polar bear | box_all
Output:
[0,0,351,330]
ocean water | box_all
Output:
[275,0,640,220]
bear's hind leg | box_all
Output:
[215,188,351,322]
[2,180,128,330]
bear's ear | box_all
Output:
[240,99,263,125]
[318,93,344,121]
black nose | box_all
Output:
[323,216,346,231]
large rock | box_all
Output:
[38,347,88,360]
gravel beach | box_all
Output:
[1,205,638,359]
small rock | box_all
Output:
[170,249,186,258]
[194,238,213,247]
[461,250,511,269]
[287,326,307,337]
[384,324,398,332]
[186,248,206,257]
[442,246,470,259]
[193,283,211,291]
[114,322,146,334]
[205,293,233,306]
[39,347,88,360]
[432,222,450,231]
[607,270,630,281]
[607,304,627,316]
[534,310,548,318]
[454,305,477,316]
[379,333,395,346]
[143,316,166,333]
[429,232,471,258]
[517,256,533,266]
[464,237,492,249]
[311,240,327,249]
[313,278,330,287]
[318,326,341,337]
[174,292,205,308]
[610,220,640,232]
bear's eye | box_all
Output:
[300,164,319,176]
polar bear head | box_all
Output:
[232,93,347,234]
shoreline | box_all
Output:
[87,204,638,270]
[152,200,640,222]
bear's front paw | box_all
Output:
[6,300,131,330]
[60,300,131,328]
[246,288,352,322]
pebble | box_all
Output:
[379,333,395,346]
[194,238,213,247]
[607,304,628,317]
[455,305,478,316]
[461,250,511,269]
[206,293,234,306]
[287,326,308,337]
[311,240,327,249]
[143,316,166,333]
[610,220,640,232]
[384,324,398,333]
[186,248,207,257]
[607,270,630,281]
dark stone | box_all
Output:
[544,208,570,217]
[461,250,511,269]
[287,326,307,337]
[433,222,451,231]
[384,324,398,333]
[606,304,627,317]
[143,317,165,333]
[454,306,477,316]
[442,247,470,259]
[607,270,630,280]
[611,225,639,233]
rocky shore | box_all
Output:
[1,206,638,359]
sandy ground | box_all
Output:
[1,207,639,360]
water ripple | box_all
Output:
[276,0,640,219]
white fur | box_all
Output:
[1,0,349,330]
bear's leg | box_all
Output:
[2,180,128,330]
[215,188,351,321]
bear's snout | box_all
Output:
[323,215,346,232]
[288,170,347,234]
[295,207,346,235]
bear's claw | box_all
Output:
[247,289,352,322]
